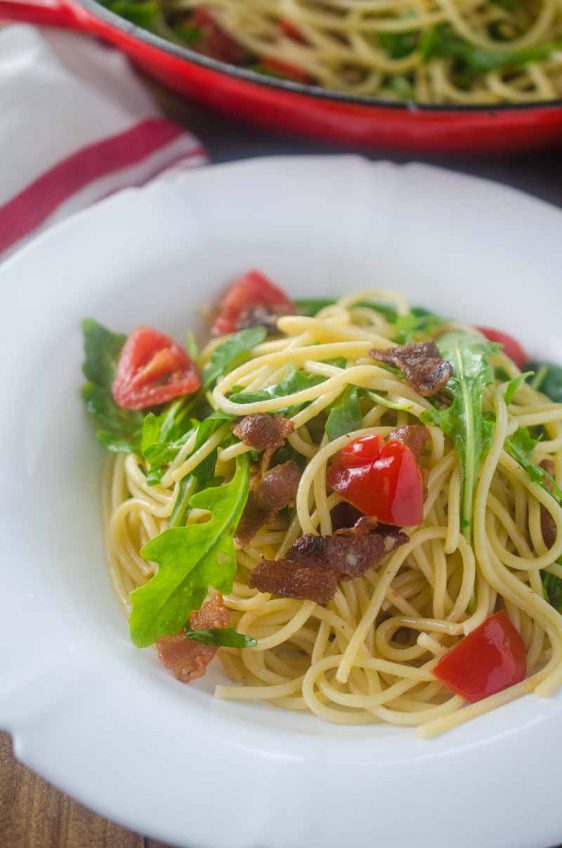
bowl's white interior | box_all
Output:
[2,157,562,848]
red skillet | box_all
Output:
[2,0,562,153]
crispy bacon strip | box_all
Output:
[249,522,407,603]
[388,424,430,457]
[253,460,302,512]
[540,459,557,549]
[370,341,452,397]
[236,461,301,545]
[233,413,294,451]
[157,595,228,684]
[249,559,339,604]
[288,523,407,578]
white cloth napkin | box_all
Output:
[0,24,207,258]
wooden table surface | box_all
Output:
[2,64,561,848]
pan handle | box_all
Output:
[0,0,87,29]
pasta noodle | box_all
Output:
[100,290,562,736]
[101,0,562,104]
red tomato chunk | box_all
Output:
[327,433,424,527]
[113,326,200,409]
[212,270,294,336]
[477,327,527,370]
[433,611,527,702]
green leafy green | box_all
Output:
[184,626,257,648]
[99,0,160,30]
[366,390,412,412]
[325,386,362,441]
[190,410,234,485]
[141,399,195,484]
[173,23,203,44]
[378,29,418,59]
[202,327,267,390]
[420,25,561,84]
[527,360,562,403]
[81,319,142,452]
[386,76,416,101]
[230,366,325,405]
[504,371,533,405]
[543,571,562,613]
[505,427,562,503]
[394,307,443,343]
[422,330,495,539]
[168,475,199,529]
[294,298,336,316]
[130,454,250,647]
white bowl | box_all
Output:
[1,156,561,848]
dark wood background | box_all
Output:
[2,68,561,848]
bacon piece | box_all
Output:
[236,304,287,335]
[236,461,301,545]
[388,424,430,457]
[249,559,339,604]
[287,524,407,578]
[540,459,557,549]
[157,595,228,684]
[249,522,408,603]
[253,460,301,512]
[370,341,452,397]
[233,413,294,451]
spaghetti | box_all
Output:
[84,278,562,737]
[100,0,562,104]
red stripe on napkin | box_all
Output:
[0,118,204,254]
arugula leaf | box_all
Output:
[141,400,195,485]
[420,24,561,84]
[422,330,495,540]
[81,319,142,451]
[173,23,203,44]
[543,571,562,613]
[99,0,160,30]
[386,76,416,101]
[527,360,562,403]
[130,454,250,647]
[366,390,411,412]
[394,307,443,343]
[202,327,267,389]
[294,298,336,316]
[378,29,418,59]
[190,410,234,485]
[184,626,257,648]
[505,427,562,503]
[325,386,362,441]
[504,371,533,405]
[230,366,325,405]
[169,475,199,529]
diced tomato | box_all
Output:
[477,327,527,369]
[191,8,247,64]
[260,58,310,84]
[113,326,201,409]
[433,611,527,703]
[212,269,294,336]
[327,433,424,526]
[280,18,306,42]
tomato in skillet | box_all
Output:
[259,58,311,84]
[212,269,294,335]
[477,327,527,370]
[433,611,527,702]
[191,8,248,65]
[113,326,200,409]
[327,433,424,527]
